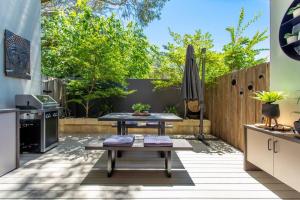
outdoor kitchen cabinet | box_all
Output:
[244,125,300,192]
[246,129,274,175]
[273,137,300,192]
[0,109,19,177]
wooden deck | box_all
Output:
[0,134,299,199]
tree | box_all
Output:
[42,1,152,116]
[42,0,169,26]
[223,8,268,70]
[151,29,229,89]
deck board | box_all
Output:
[0,135,299,199]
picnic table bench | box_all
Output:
[85,138,193,177]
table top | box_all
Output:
[98,113,183,122]
[85,138,193,151]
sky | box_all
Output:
[143,0,270,59]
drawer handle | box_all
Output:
[273,140,278,153]
[267,138,272,151]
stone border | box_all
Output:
[59,118,211,135]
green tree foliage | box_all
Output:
[42,0,169,26]
[42,1,152,116]
[151,8,268,89]
[151,29,229,89]
[223,8,268,70]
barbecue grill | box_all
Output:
[15,95,59,153]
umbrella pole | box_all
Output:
[197,48,210,146]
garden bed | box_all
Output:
[59,118,211,135]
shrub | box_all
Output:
[252,91,285,104]
[132,103,151,112]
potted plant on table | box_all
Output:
[288,3,300,18]
[284,33,298,44]
[253,91,285,127]
[132,103,151,116]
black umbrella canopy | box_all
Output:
[182,44,203,102]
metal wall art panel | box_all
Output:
[4,30,31,79]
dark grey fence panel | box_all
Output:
[112,79,184,116]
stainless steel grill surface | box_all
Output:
[16,95,59,153]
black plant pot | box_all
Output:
[262,104,280,118]
[294,120,300,133]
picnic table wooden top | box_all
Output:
[98,113,183,122]
[85,138,193,151]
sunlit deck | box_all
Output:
[0,135,299,199]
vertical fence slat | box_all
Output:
[205,63,270,151]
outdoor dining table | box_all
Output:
[98,112,183,136]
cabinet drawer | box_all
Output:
[247,129,274,175]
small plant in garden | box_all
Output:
[132,103,151,113]
[284,33,298,44]
[284,33,297,39]
[288,3,300,15]
[252,91,285,104]
[164,105,178,115]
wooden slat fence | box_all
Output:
[42,78,66,106]
[205,63,270,151]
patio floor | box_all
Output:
[0,134,299,199]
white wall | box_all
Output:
[0,0,41,108]
[270,0,300,125]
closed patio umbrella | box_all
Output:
[182,45,208,145]
[182,45,202,102]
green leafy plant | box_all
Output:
[223,8,268,71]
[151,8,268,90]
[252,91,285,104]
[164,105,178,115]
[42,0,169,26]
[284,33,297,39]
[288,3,300,15]
[132,103,151,113]
[42,2,152,117]
[151,29,229,89]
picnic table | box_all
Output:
[98,113,183,136]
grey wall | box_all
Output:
[68,79,185,117]
[270,0,300,125]
[0,0,41,108]
[113,79,185,115]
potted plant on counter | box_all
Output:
[253,91,285,127]
[284,33,298,44]
[132,103,151,116]
[288,3,300,18]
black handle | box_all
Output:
[273,141,278,153]
[268,138,272,151]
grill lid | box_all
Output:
[15,94,59,110]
